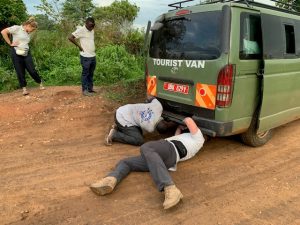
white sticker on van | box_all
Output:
[153,59,205,69]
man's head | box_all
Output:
[156,119,177,134]
[85,17,95,31]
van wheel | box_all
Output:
[240,113,273,147]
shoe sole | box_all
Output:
[163,193,183,210]
[90,185,113,196]
[104,127,116,146]
[104,135,112,146]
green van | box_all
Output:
[145,0,300,146]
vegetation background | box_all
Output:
[0,0,146,93]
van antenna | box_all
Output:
[168,0,195,9]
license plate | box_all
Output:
[163,82,189,95]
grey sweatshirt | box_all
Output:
[116,99,163,133]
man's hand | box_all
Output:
[68,34,83,52]
[183,117,199,135]
[10,41,19,47]
[175,125,187,135]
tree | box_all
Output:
[93,0,139,26]
[0,0,27,31]
[35,0,63,23]
[62,0,94,24]
[276,0,300,11]
[34,14,56,30]
[93,0,140,45]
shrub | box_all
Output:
[0,30,144,93]
[95,45,143,84]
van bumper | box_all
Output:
[162,111,233,137]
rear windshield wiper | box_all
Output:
[166,16,191,22]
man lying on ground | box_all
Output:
[91,117,205,210]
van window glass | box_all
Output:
[240,13,262,59]
[261,14,285,59]
[285,25,295,54]
[149,11,222,60]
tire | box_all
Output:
[240,112,273,147]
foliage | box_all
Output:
[123,28,145,55]
[94,0,139,26]
[93,0,141,51]
[62,0,94,24]
[35,14,56,30]
[95,45,143,84]
[0,0,27,31]
[276,0,300,11]
[35,0,63,23]
[0,1,146,93]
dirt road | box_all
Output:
[0,86,299,225]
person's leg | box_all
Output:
[80,56,91,93]
[112,123,144,146]
[110,118,144,146]
[24,52,42,84]
[88,57,96,92]
[107,156,149,183]
[90,156,148,195]
[140,140,183,209]
[140,140,177,191]
[11,48,27,88]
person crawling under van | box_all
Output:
[105,96,175,146]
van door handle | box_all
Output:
[257,69,264,76]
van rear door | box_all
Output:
[258,13,300,132]
[147,7,230,118]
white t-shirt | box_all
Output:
[8,25,31,51]
[116,99,163,133]
[72,26,96,58]
[166,129,205,171]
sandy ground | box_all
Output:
[0,86,299,225]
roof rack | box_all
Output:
[238,0,300,16]
[168,0,195,9]
[167,0,300,16]
[202,0,300,16]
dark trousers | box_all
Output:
[108,140,177,191]
[112,118,144,146]
[11,48,42,88]
[80,56,96,92]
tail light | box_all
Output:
[216,64,235,107]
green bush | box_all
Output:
[0,30,144,93]
[95,45,143,84]
[0,67,19,92]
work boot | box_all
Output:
[40,82,45,90]
[105,128,116,146]
[90,176,117,196]
[22,87,29,96]
[163,185,183,209]
[83,90,93,96]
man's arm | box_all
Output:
[68,34,83,51]
[183,117,199,135]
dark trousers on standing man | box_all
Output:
[80,56,96,92]
[11,48,42,88]
[107,140,177,191]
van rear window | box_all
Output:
[150,11,222,60]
